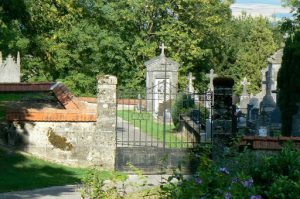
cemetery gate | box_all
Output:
[115,81,213,173]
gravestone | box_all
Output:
[270,107,281,131]
[205,69,217,138]
[267,49,283,103]
[250,49,283,106]
[206,69,217,92]
[145,43,179,115]
[187,72,195,94]
[258,62,276,136]
[0,52,21,83]
[205,69,217,116]
[292,103,300,136]
[240,77,250,114]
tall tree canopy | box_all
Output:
[218,15,279,95]
[0,0,280,96]
[278,1,300,136]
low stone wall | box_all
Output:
[241,136,300,150]
[0,121,103,167]
[0,75,118,170]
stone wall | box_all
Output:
[1,121,98,167]
[0,75,118,169]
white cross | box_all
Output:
[241,77,250,87]
[206,69,217,91]
[159,43,168,56]
[188,72,195,93]
[241,77,250,96]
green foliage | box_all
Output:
[278,30,300,136]
[160,145,260,199]
[0,1,280,96]
[171,93,195,129]
[160,142,300,199]
[219,14,279,94]
[81,168,127,199]
[0,0,232,95]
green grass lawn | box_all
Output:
[0,148,125,193]
[118,110,188,147]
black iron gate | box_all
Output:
[115,82,213,173]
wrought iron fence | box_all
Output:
[116,85,213,149]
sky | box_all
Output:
[231,0,292,19]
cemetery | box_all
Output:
[1,1,300,198]
[1,41,300,198]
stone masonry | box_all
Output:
[0,52,21,83]
[94,75,117,169]
[0,76,118,170]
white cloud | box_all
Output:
[231,3,291,18]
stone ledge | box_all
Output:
[6,109,96,122]
[0,83,54,92]
[79,97,97,103]
[241,136,300,150]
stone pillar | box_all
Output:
[212,77,235,159]
[94,75,117,170]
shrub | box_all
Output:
[171,93,195,129]
[160,142,300,199]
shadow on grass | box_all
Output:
[0,149,85,194]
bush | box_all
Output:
[171,93,195,129]
[160,142,300,199]
[160,145,261,199]
[81,169,127,199]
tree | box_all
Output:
[1,0,233,95]
[218,15,279,95]
[0,0,280,97]
[278,31,300,136]
[277,0,300,136]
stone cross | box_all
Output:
[206,69,217,91]
[241,77,250,96]
[188,72,195,93]
[17,51,20,67]
[159,43,168,56]
[262,69,273,96]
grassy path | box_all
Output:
[117,110,188,148]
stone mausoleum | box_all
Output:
[0,52,21,83]
[145,44,179,115]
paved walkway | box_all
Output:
[116,117,163,147]
[0,185,81,199]
[0,175,174,199]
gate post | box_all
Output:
[95,75,117,170]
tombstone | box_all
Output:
[205,69,217,138]
[267,49,283,103]
[292,103,300,136]
[206,69,217,92]
[270,107,282,131]
[205,69,217,115]
[145,43,179,115]
[187,72,195,94]
[258,63,277,135]
[250,49,283,106]
[0,52,21,83]
[240,77,250,114]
